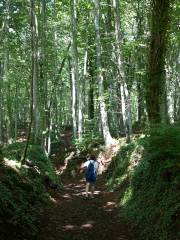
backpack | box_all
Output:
[85,160,96,182]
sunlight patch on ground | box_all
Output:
[62,221,95,231]
[94,190,101,195]
[62,193,72,199]
[80,221,95,229]
[74,184,85,188]
[103,201,117,212]
[49,196,57,204]
[4,158,20,171]
[63,224,77,231]
[80,190,101,197]
[106,201,116,206]
[79,179,86,183]
[72,192,84,196]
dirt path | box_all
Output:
[38,174,136,240]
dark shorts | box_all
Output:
[86,177,96,184]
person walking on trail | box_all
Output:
[83,154,99,199]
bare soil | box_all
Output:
[38,174,137,240]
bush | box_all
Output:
[73,132,103,154]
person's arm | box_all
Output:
[80,160,89,171]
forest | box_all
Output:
[0,0,179,240]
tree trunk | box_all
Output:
[70,0,82,139]
[94,0,115,146]
[32,0,40,143]
[88,47,95,120]
[21,0,35,164]
[113,0,132,142]
[146,0,171,124]
[40,0,48,149]
[0,62,3,144]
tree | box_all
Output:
[112,0,132,142]
[146,0,172,124]
[94,0,115,146]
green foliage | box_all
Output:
[3,143,59,184]
[27,145,60,184]
[107,125,180,240]
[0,142,59,238]
[122,125,180,240]
[73,132,103,154]
[106,140,139,189]
[0,167,43,237]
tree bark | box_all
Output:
[146,0,172,124]
[70,0,82,139]
[113,0,132,142]
[32,0,40,142]
[21,0,35,164]
[94,0,115,146]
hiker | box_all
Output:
[83,154,99,199]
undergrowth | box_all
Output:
[107,125,180,240]
[0,142,59,239]
[73,132,103,154]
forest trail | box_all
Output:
[39,175,136,240]
[38,131,136,240]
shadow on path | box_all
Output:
[39,175,136,240]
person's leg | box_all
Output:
[85,182,90,197]
[90,183,95,198]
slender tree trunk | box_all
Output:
[70,0,82,139]
[32,0,40,143]
[146,0,172,124]
[94,0,115,146]
[40,0,48,148]
[174,72,180,122]
[0,62,3,144]
[14,84,18,142]
[135,3,145,126]
[82,48,88,130]
[21,0,35,163]
[88,55,95,120]
[113,0,132,142]
[3,0,13,143]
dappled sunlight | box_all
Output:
[103,201,117,212]
[120,188,132,207]
[74,183,85,188]
[80,221,95,229]
[62,193,72,200]
[58,152,76,175]
[97,142,121,174]
[16,136,27,142]
[79,179,86,183]
[72,192,84,196]
[94,190,101,194]
[62,220,95,232]
[49,196,57,204]
[4,158,21,172]
[63,224,77,231]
